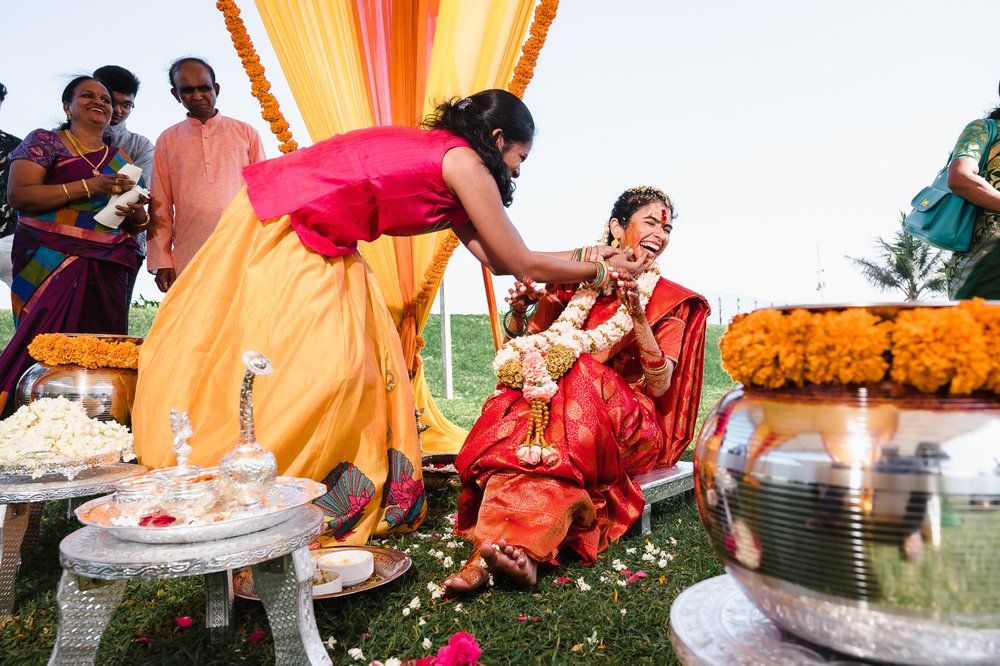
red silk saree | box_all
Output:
[456,278,709,565]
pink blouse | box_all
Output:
[243,126,472,257]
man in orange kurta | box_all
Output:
[147,57,265,291]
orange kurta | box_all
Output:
[456,279,709,564]
[147,113,266,274]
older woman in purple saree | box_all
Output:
[1,76,147,412]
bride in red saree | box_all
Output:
[444,186,709,594]
[444,187,709,594]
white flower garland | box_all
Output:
[493,264,661,467]
[492,264,661,379]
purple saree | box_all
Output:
[0,129,141,412]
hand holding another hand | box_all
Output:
[505,277,547,315]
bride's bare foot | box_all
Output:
[479,538,538,586]
[442,552,490,596]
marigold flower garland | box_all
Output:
[28,333,140,370]
[508,0,560,99]
[216,0,298,153]
[493,266,660,466]
[720,300,1000,394]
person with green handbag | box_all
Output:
[947,98,1000,299]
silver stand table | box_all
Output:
[0,463,147,620]
[48,504,331,666]
[635,461,694,535]
[670,574,874,665]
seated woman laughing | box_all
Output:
[443,186,709,594]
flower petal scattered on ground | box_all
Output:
[627,571,647,584]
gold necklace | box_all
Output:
[65,129,104,152]
[64,130,108,177]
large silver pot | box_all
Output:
[15,335,141,427]
[693,382,1000,665]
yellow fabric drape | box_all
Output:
[254,0,535,454]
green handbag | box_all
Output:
[904,119,997,252]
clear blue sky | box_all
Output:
[4,0,999,316]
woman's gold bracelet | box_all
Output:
[61,183,72,202]
[80,179,91,198]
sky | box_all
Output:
[3,0,999,321]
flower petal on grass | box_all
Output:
[248,630,266,645]
[175,616,192,628]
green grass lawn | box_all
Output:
[1,310,734,665]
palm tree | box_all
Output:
[845,214,948,301]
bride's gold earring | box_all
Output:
[611,238,620,248]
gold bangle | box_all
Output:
[581,260,610,290]
[61,183,72,202]
[80,179,91,198]
[642,363,669,376]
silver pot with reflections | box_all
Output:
[15,334,142,427]
[693,383,1000,666]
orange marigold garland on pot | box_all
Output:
[27,334,140,370]
[720,300,1000,394]
[216,0,298,153]
[889,305,990,394]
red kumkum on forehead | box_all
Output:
[661,209,668,222]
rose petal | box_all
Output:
[132,637,151,646]
[175,616,193,628]
[248,629,266,645]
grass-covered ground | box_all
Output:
[1,310,734,665]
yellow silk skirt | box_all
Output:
[133,188,425,545]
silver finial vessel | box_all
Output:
[217,351,277,511]
[169,408,194,469]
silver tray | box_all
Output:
[74,476,326,544]
[0,449,124,481]
[233,545,412,600]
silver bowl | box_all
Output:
[693,382,1000,665]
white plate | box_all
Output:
[234,546,412,600]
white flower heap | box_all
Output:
[0,397,135,478]
[492,265,660,467]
